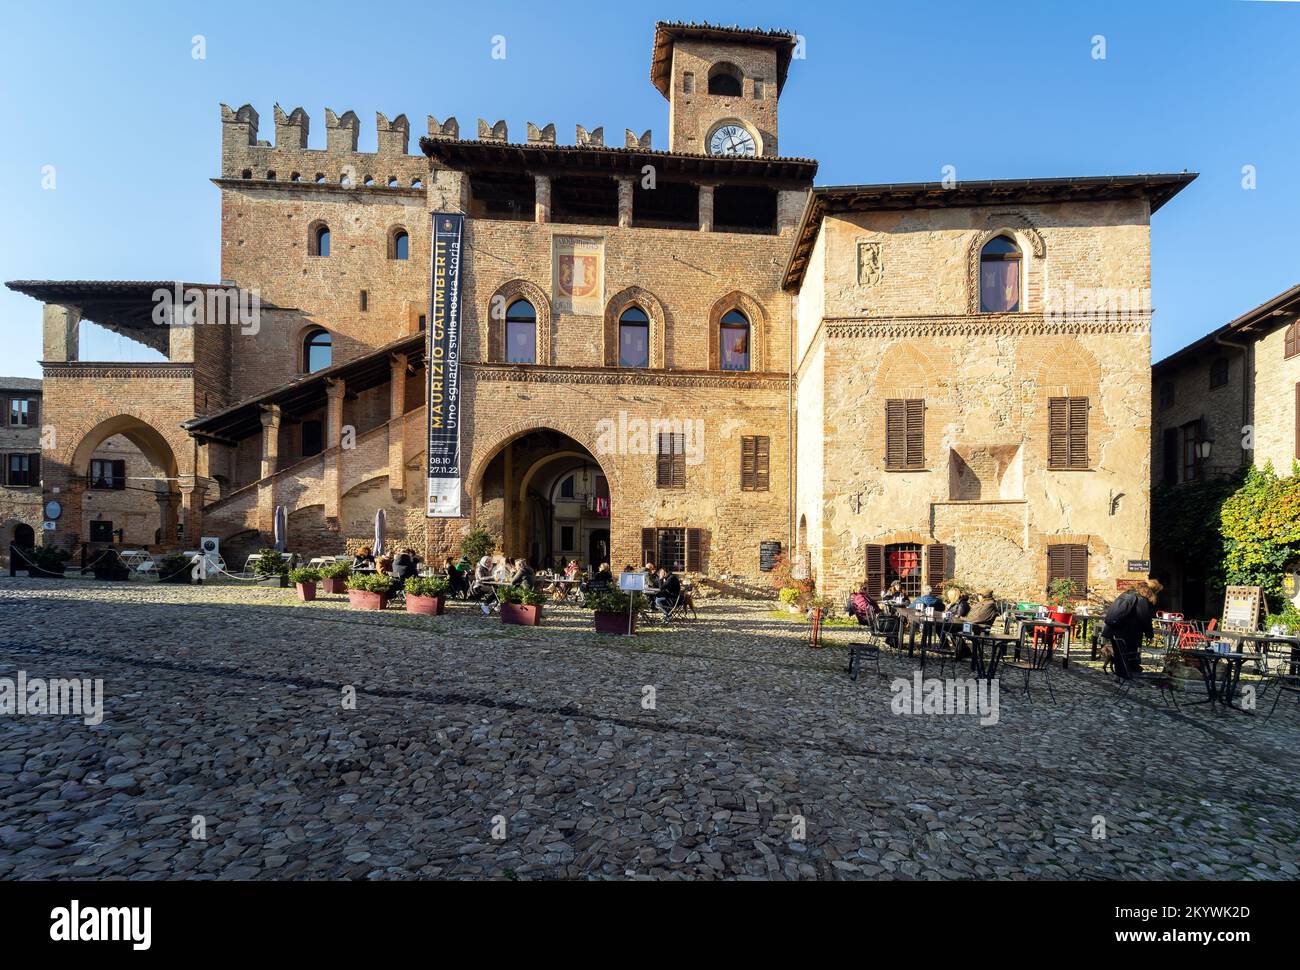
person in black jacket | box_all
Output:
[1101,580,1161,679]
[653,567,682,620]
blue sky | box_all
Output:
[0,0,1296,375]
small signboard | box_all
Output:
[619,572,646,592]
[1127,559,1150,573]
[759,541,781,573]
[1221,585,1264,633]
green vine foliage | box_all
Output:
[1220,464,1300,612]
[1151,470,1244,603]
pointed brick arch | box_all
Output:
[604,285,668,368]
[486,279,552,365]
[708,290,768,371]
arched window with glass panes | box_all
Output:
[979,235,1021,313]
[719,309,750,371]
[618,306,649,367]
[302,328,332,373]
[505,300,536,364]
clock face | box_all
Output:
[708,124,757,157]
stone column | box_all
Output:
[388,354,408,503]
[156,491,181,548]
[179,481,208,546]
[617,178,634,229]
[502,445,513,557]
[698,184,715,233]
[259,405,282,479]
[534,175,551,224]
[42,304,81,362]
[324,379,345,524]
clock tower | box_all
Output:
[650,22,797,157]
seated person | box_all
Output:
[653,567,682,620]
[846,584,880,625]
[491,557,512,582]
[352,546,375,570]
[947,590,971,619]
[965,590,999,629]
[444,557,469,598]
[642,562,658,591]
[593,562,613,584]
[468,555,494,600]
[392,548,421,585]
[564,559,582,580]
[508,557,534,588]
[884,581,909,606]
[374,556,400,597]
[911,584,943,611]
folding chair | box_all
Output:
[1111,636,1180,708]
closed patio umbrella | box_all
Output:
[374,508,386,558]
[273,505,288,553]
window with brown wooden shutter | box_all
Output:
[656,433,685,489]
[885,399,924,470]
[1048,397,1089,470]
[740,436,769,491]
[1047,543,1088,594]
[865,544,885,597]
[925,544,949,589]
[1287,324,1300,360]
[1295,384,1300,461]
[686,528,705,572]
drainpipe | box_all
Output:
[1214,333,1251,468]
[788,292,796,556]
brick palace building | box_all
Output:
[6,21,1195,600]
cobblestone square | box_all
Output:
[1,578,1297,880]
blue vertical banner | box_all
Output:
[426,213,464,517]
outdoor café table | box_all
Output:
[959,630,1016,681]
[899,609,959,669]
[1017,618,1073,668]
[1072,613,1103,660]
[541,576,582,601]
[1181,648,1266,713]
[1215,630,1276,675]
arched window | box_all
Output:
[1286,322,1299,360]
[303,328,332,372]
[719,309,750,371]
[505,300,536,364]
[390,229,409,260]
[310,223,331,257]
[708,62,743,96]
[979,235,1021,313]
[618,306,649,368]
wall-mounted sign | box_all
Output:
[552,236,604,315]
[43,500,62,521]
[1127,559,1150,573]
[759,541,781,572]
[426,212,464,518]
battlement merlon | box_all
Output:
[218,103,433,181]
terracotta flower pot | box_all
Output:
[594,610,635,635]
[501,603,542,626]
[295,581,317,602]
[347,589,387,611]
[405,593,445,615]
[322,577,347,595]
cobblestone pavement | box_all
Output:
[1,577,1297,880]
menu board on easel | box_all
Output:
[1221,585,1264,633]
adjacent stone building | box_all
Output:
[1151,282,1300,613]
[1,376,43,563]
[7,21,1195,598]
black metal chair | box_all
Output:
[1109,636,1180,708]
[1002,625,1057,701]
[870,613,905,656]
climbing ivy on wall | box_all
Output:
[1220,463,1300,611]
[1151,470,1244,600]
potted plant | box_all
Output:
[24,546,68,579]
[91,550,131,581]
[405,576,449,615]
[499,586,546,626]
[583,587,645,635]
[289,566,321,602]
[778,587,801,614]
[1047,577,1079,625]
[460,527,495,564]
[319,560,351,594]
[346,571,392,610]
[157,552,195,584]
[253,548,290,588]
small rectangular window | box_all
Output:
[6,453,33,487]
[89,520,114,543]
[360,290,368,312]
[885,399,924,470]
[753,77,765,99]
[741,436,770,491]
[1209,358,1229,389]
[90,459,126,490]
[656,433,686,489]
[682,72,694,95]
[1181,421,1201,482]
[1047,543,1088,594]
[1158,381,1174,410]
[1048,397,1089,470]
[9,399,31,426]
[560,525,575,551]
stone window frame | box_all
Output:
[966,214,1046,315]
[486,279,551,365]
[603,286,667,368]
[387,225,411,261]
[708,291,766,372]
[308,220,331,258]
